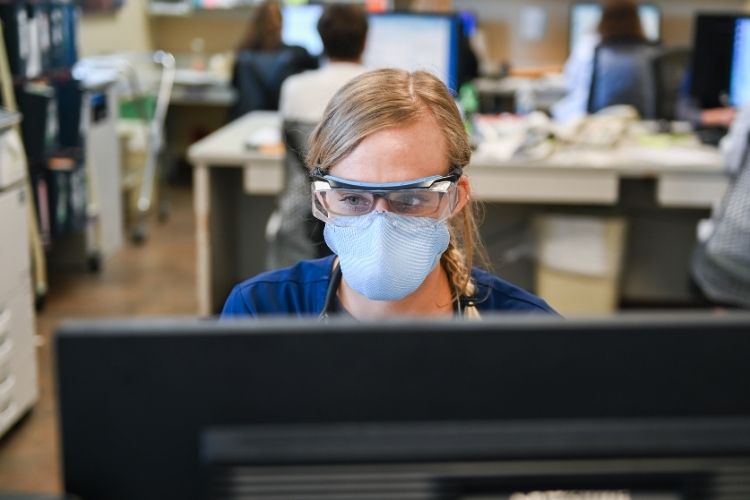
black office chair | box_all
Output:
[652,46,692,121]
[229,47,316,120]
[285,121,331,257]
[266,120,331,269]
[588,39,661,119]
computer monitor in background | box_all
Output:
[57,314,750,500]
[569,2,661,54]
[363,12,461,92]
[457,9,478,37]
[281,3,324,57]
[730,17,750,107]
[690,13,750,109]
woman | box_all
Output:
[236,0,284,52]
[223,69,555,319]
[230,0,317,118]
[552,0,646,123]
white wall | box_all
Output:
[455,0,748,68]
[74,0,750,67]
[78,0,153,56]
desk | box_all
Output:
[474,76,568,114]
[189,112,728,315]
[165,82,238,180]
[170,82,237,107]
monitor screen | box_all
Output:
[457,9,478,37]
[281,4,324,57]
[57,314,750,500]
[363,13,460,92]
[569,3,661,54]
[730,17,750,107]
[690,13,750,108]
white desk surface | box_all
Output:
[188,111,727,207]
[189,111,282,166]
[190,111,722,173]
[171,84,237,107]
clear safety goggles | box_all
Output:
[311,169,462,226]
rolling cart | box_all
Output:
[75,51,176,244]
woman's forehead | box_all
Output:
[328,114,450,183]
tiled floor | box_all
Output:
[0,184,197,494]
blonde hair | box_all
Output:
[306,69,488,313]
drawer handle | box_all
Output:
[0,338,12,360]
[0,309,10,339]
[0,374,15,396]
[0,400,17,422]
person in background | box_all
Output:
[552,0,646,123]
[278,3,369,123]
[266,4,369,269]
[229,0,317,119]
[224,69,556,319]
[676,73,737,144]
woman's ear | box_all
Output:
[452,175,471,217]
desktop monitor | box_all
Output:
[363,12,461,92]
[457,10,478,37]
[281,3,324,57]
[569,3,661,54]
[730,17,750,107]
[280,9,464,92]
[690,13,750,109]
[57,314,750,500]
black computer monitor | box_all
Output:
[56,314,750,500]
[689,13,750,109]
[569,2,661,54]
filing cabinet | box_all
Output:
[0,119,38,438]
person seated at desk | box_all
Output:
[223,69,556,319]
[229,0,317,120]
[279,3,369,123]
[552,0,648,123]
[265,4,370,269]
[676,72,737,145]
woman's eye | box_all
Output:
[392,194,428,209]
[341,195,366,206]
[334,193,372,213]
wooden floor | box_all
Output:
[0,184,197,494]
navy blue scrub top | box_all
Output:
[221,256,556,317]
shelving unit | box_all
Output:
[148,0,364,17]
[1,1,124,276]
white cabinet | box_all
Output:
[0,117,38,438]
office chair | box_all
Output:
[229,47,316,120]
[588,39,661,119]
[266,120,331,269]
[653,46,692,121]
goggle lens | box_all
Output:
[311,174,460,226]
[322,189,445,217]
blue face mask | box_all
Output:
[324,211,450,301]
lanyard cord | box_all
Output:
[318,263,343,322]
